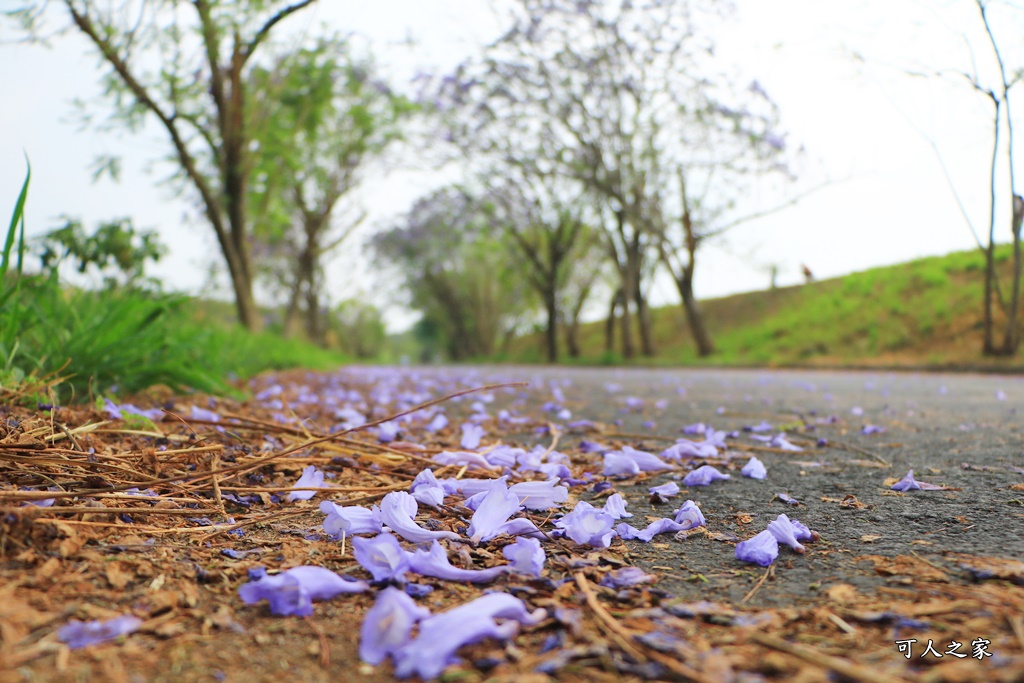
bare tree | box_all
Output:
[11,1,321,330]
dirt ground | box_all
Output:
[2,365,1024,682]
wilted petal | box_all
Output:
[599,566,657,589]
[287,465,325,502]
[380,491,459,544]
[789,518,820,542]
[861,424,885,435]
[433,450,499,471]
[648,482,681,497]
[408,541,510,583]
[660,440,717,459]
[359,586,431,665]
[616,518,691,542]
[352,533,412,582]
[767,514,805,553]
[58,615,142,649]
[502,537,546,577]
[741,457,767,480]
[460,423,485,450]
[621,446,673,471]
[393,594,545,679]
[673,500,706,529]
[509,479,569,510]
[411,486,445,507]
[239,566,368,616]
[735,529,780,566]
[603,452,641,476]
[769,433,803,451]
[890,469,945,491]
[320,501,382,538]
[377,421,401,443]
[467,485,522,543]
[683,465,730,487]
[424,413,449,433]
[557,502,616,548]
[601,492,632,519]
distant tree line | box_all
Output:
[9,0,1024,360]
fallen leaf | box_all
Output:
[860,535,881,543]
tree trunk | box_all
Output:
[544,285,559,363]
[1002,194,1024,355]
[604,288,621,354]
[677,266,715,357]
[633,282,655,357]
[983,241,997,355]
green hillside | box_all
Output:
[509,246,1024,369]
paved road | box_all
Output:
[426,365,1024,607]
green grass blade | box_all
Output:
[2,160,30,280]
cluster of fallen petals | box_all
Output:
[43,367,964,680]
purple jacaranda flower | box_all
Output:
[380,492,460,544]
[103,399,164,422]
[447,477,505,498]
[744,421,773,433]
[861,424,885,435]
[673,500,706,528]
[352,533,412,582]
[735,529,780,566]
[682,423,706,435]
[377,421,401,443]
[850,406,864,416]
[320,501,383,538]
[58,615,142,649]
[410,469,446,508]
[567,419,596,430]
[601,492,632,519]
[467,485,522,543]
[890,469,946,491]
[741,457,767,480]
[603,447,671,476]
[660,440,718,459]
[579,440,609,453]
[189,405,220,422]
[393,594,546,679]
[789,518,820,542]
[767,514,806,553]
[592,481,613,494]
[238,566,369,616]
[557,408,572,421]
[769,433,803,451]
[286,465,324,502]
[555,501,616,548]
[509,479,569,510]
[776,492,800,505]
[408,541,510,583]
[502,537,546,577]
[599,566,657,589]
[623,396,644,410]
[460,423,485,450]
[816,438,829,447]
[704,427,728,449]
[616,518,693,542]
[360,587,431,665]
[683,465,730,487]
[424,413,449,433]
[603,451,640,476]
[649,482,681,498]
[997,390,1008,401]
[484,445,520,468]
[433,450,498,471]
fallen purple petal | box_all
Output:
[320,501,383,538]
[352,533,412,582]
[379,491,460,544]
[683,465,730,487]
[673,500,706,529]
[502,537,546,577]
[767,514,806,553]
[408,541,510,583]
[601,492,632,519]
[460,422,485,449]
[890,469,947,491]
[555,501,617,548]
[58,615,143,649]
[735,529,780,566]
[359,586,431,665]
[616,517,692,542]
[509,479,569,510]
[648,481,681,497]
[599,566,657,589]
[741,456,767,480]
[238,566,368,616]
[286,465,325,502]
[467,484,523,543]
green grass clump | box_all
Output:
[2,166,345,403]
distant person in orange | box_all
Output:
[801,264,814,283]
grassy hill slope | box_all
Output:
[508,246,1024,369]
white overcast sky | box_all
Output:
[2,0,1022,329]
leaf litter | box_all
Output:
[1,366,1023,681]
